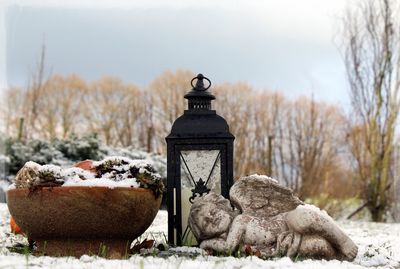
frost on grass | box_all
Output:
[13,156,164,196]
[1,205,400,269]
[169,246,207,255]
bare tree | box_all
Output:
[148,69,195,153]
[114,84,144,147]
[0,86,25,137]
[28,74,87,140]
[214,82,254,177]
[23,42,51,139]
[83,76,130,145]
[274,97,347,197]
[342,0,400,221]
[0,41,50,140]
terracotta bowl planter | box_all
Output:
[7,186,162,258]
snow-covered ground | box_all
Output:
[0,203,399,269]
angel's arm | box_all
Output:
[200,238,229,252]
[200,216,247,252]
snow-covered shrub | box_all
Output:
[0,155,10,180]
[53,134,101,161]
[0,135,167,189]
[4,138,65,175]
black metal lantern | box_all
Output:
[166,74,235,246]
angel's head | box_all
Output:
[188,192,235,241]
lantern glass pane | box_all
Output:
[180,150,221,245]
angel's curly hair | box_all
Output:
[188,192,235,241]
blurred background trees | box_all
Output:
[0,70,358,201]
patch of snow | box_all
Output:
[92,156,157,171]
[34,163,96,184]
[247,174,279,183]
[0,155,10,162]
[169,246,207,255]
[61,167,96,181]
[40,164,62,174]
[24,161,41,170]
[5,184,15,191]
[298,203,331,219]
[92,156,133,167]
[99,147,167,179]
[91,156,161,182]
[0,180,10,192]
[63,177,140,188]
[80,255,96,263]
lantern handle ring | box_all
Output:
[191,74,211,91]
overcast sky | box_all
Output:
[1,0,354,106]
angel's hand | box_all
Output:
[200,238,227,252]
[287,233,301,258]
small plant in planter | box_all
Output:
[7,156,164,258]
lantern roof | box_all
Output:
[168,111,233,138]
[167,73,234,139]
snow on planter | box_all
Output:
[13,156,164,197]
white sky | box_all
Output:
[1,0,356,105]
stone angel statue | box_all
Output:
[188,175,358,260]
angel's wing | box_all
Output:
[229,174,303,218]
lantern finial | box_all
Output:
[194,74,204,90]
[185,73,214,110]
